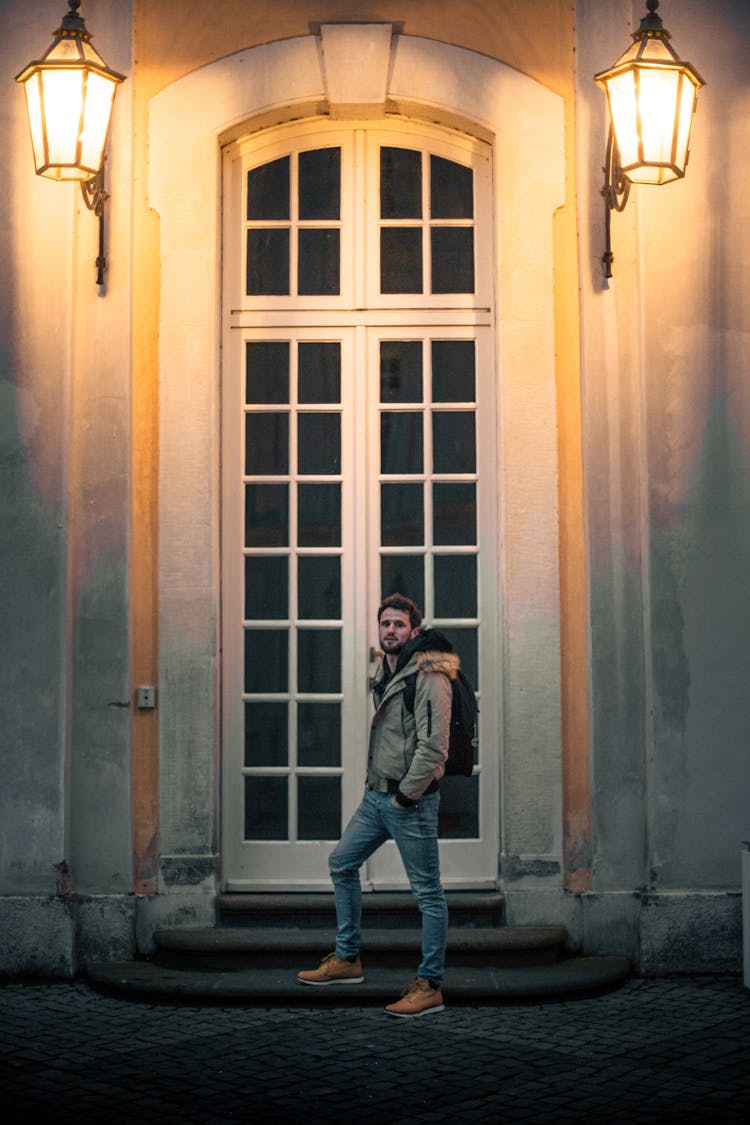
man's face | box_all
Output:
[378,609,419,656]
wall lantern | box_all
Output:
[594,0,704,279]
[15,0,125,286]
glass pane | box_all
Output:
[245,776,287,841]
[298,229,340,295]
[298,414,341,475]
[246,342,290,404]
[438,775,479,838]
[244,629,288,692]
[432,341,475,402]
[298,776,341,841]
[298,630,341,692]
[381,555,424,611]
[247,229,290,295]
[245,483,289,548]
[299,342,340,403]
[245,701,288,767]
[245,556,289,619]
[298,702,341,766]
[380,341,422,403]
[434,555,477,618]
[432,411,476,474]
[380,147,421,218]
[247,157,290,220]
[381,228,423,293]
[430,155,473,219]
[431,228,474,294]
[298,483,341,547]
[381,412,423,475]
[299,148,341,220]
[381,483,424,546]
[298,556,341,619]
[433,482,476,545]
[245,412,289,475]
[441,627,478,688]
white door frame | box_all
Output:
[149,27,565,899]
[222,120,500,889]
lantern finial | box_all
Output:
[638,1,666,37]
[59,1,87,34]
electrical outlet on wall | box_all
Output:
[137,686,156,709]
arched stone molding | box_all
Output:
[148,27,565,913]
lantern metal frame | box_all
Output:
[595,0,704,280]
[15,1,125,286]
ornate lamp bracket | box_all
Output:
[80,165,109,286]
[601,127,631,280]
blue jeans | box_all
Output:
[328,788,448,984]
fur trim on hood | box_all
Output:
[414,649,460,680]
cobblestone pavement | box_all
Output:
[1,975,748,1123]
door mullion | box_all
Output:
[349,323,370,810]
[353,130,367,310]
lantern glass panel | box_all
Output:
[23,75,45,171]
[638,37,678,66]
[41,69,86,170]
[639,68,680,167]
[607,70,639,170]
[80,72,116,172]
[674,77,698,172]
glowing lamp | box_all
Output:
[16,1,126,284]
[594,1,704,277]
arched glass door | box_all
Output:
[222,120,499,889]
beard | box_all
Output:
[380,633,411,657]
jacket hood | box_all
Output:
[371,627,460,703]
[413,648,460,679]
[394,627,454,675]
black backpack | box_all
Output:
[402,666,479,776]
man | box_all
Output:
[298,593,458,1018]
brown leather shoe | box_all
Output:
[385,977,444,1017]
[297,952,364,986]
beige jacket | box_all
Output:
[367,643,460,801]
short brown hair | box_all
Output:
[377,592,422,630]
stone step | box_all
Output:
[216,891,504,929]
[88,957,631,1004]
[152,924,568,970]
[87,890,630,1005]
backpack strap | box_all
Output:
[402,671,417,714]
